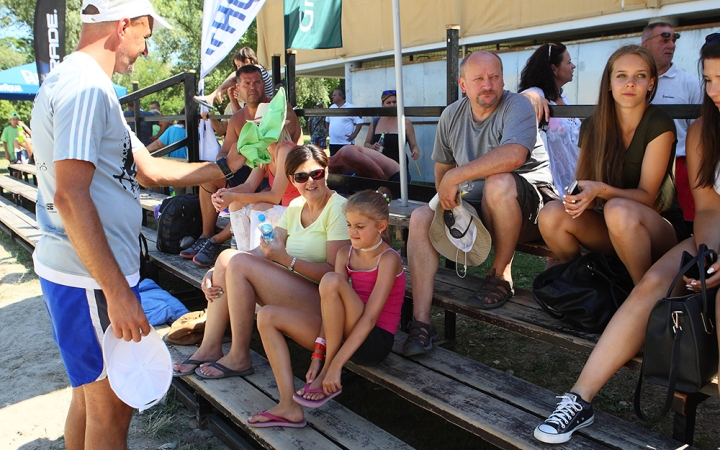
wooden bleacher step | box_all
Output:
[0,175,37,205]
[168,341,414,450]
[0,195,41,251]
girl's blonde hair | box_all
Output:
[344,187,393,244]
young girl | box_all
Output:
[538,45,686,285]
[534,35,720,445]
[247,188,406,427]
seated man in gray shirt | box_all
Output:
[403,51,555,356]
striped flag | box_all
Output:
[284,0,342,49]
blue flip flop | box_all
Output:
[173,358,212,377]
[248,411,307,428]
[194,361,254,379]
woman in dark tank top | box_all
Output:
[363,90,422,181]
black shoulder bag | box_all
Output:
[532,252,634,333]
[633,244,719,422]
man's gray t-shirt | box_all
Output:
[31,51,143,290]
[432,91,552,202]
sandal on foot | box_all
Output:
[248,411,307,428]
[466,268,513,310]
[173,358,214,377]
[402,318,439,356]
[195,361,254,379]
[292,383,343,408]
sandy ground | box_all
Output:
[0,241,229,450]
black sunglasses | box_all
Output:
[292,168,325,183]
[705,33,720,46]
[647,31,680,43]
[443,210,472,239]
[382,89,396,96]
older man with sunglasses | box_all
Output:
[641,21,703,231]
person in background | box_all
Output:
[308,101,328,150]
[641,22,703,232]
[363,89,421,182]
[123,101,158,146]
[146,108,188,160]
[195,46,274,108]
[533,35,720,444]
[1,112,31,176]
[149,100,170,141]
[519,42,580,195]
[326,88,363,156]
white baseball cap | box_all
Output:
[103,325,173,412]
[81,0,173,30]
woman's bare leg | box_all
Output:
[538,201,615,263]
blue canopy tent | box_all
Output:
[0,63,128,100]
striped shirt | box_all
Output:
[31,51,143,289]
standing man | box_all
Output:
[30,2,247,448]
[326,88,363,156]
[1,112,22,162]
[401,52,554,356]
[641,21,703,230]
[308,101,328,150]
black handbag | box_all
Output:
[532,252,634,333]
[633,244,719,422]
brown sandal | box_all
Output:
[466,269,513,310]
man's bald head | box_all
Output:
[460,51,503,79]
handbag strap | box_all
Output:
[667,244,716,334]
[633,319,683,422]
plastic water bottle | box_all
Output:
[377,133,385,153]
[459,181,474,196]
[257,213,274,242]
[230,227,237,250]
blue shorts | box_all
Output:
[39,278,141,388]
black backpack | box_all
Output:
[156,194,202,254]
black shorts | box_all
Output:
[467,173,558,243]
[227,165,252,187]
[350,326,394,366]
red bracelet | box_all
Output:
[311,351,325,361]
[314,342,326,354]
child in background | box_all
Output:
[248,188,405,427]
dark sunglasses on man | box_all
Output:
[382,89,396,96]
[645,31,680,43]
[443,209,472,239]
[292,168,325,183]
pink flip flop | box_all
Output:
[292,383,343,408]
[247,411,307,428]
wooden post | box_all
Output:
[447,25,460,105]
[286,50,297,107]
[272,54,281,93]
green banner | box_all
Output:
[284,0,342,50]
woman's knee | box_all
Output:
[226,251,255,276]
[538,201,569,233]
[604,198,641,232]
[256,305,282,332]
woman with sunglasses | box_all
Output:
[363,89,421,181]
[533,43,702,444]
[172,145,350,379]
[519,42,580,195]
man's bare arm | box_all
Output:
[54,159,150,342]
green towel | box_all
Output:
[237,87,287,169]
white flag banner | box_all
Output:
[200,0,266,79]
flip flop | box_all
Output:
[173,358,212,377]
[194,361,254,379]
[292,383,343,408]
[247,411,307,428]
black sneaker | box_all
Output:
[193,238,222,267]
[402,318,439,356]
[180,235,208,259]
[534,392,595,444]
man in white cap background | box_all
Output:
[30,1,247,447]
[402,51,554,356]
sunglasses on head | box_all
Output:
[382,89,396,96]
[292,168,325,183]
[705,33,720,46]
[647,31,680,43]
[443,209,472,239]
[547,43,555,60]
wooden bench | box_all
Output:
[0,174,699,448]
[7,163,37,185]
[0,175,37,209]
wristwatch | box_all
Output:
[216,157,233,180]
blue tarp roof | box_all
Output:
[0,63,128,101]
